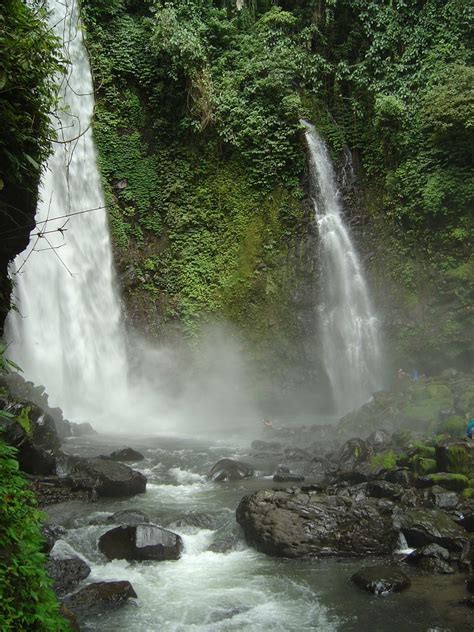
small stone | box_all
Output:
[351,565,411,595]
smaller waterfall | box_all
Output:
[302,121,384,415]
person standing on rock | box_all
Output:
[465,417,474,440]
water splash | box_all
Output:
[5,0,129,421]
[302,121,384,415]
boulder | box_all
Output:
[41,524,65,553]
[98,524,183,561]
[236,488,399,558]
[366,480,404,501]
[383,468,414,487]
[62,455,146,497]
[108,447,144,462]
[64,581,137,613]
[456,502,474,532]
[335,438,370,469]
[107,509,150,526]
[208,458,254,482]
[273,466,304,483]
[394,507,468,552]
[46,541,91,594]
[366,429,391,452]
[405,543,453,574]
[59,605,80,631]
[415,472,470,493]
[0,412,57,475]
[436,442,474,479]
[428,486,459,510]
[70,422,97,436]
[351,565,411,595]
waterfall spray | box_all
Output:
[302,121,384,415]
[5,0,129,421]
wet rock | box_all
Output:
[236,488,399,558]
[405,543,454,574]
[98,524,183,561]
[429,486,459,510]
[283,447,312,461]
[41,524,65,553]
[415,473,470,493]
[70,422,97,436]
[273,466,305,483]
[168,512,222,530]
[366,429,391,452]
[59,604,80,631]
[366,480,404,500]
[208,458,254,482]
[351,565,411,595]
[383,468,414,487]
[107,509,150,526]
[394,507,468,552]
[64,581,137,613]
[62,455,146,497]
[108,447,144,462]
[336,438,370,469]
[46,541,91,594]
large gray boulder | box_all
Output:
[208,458,254,482]
[62,455,146,497]
[98,523,183,561]
[236,488,399,558]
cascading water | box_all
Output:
[302,121,384,416]
[5,0,129,421]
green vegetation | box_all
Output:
[0,441,70,630]
[0,0,62,198]
[371,450,397,471]
[80,0,473,374]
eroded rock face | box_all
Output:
[236,488,399,558]
[98,524,183,561]
[208,458,254,482]
[351,565,411,595]
[61,455,146,497]
[64,581,137,613]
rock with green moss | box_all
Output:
[395,507,468,552]
[416,472,470,492]
[436,442,474,479]
[411,456,437,476]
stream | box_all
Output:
[46,434,470,632]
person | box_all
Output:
[263,418,273,431]
[465,417,474,440]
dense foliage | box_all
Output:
[0,0,61,194]
[82,0,473,370]
[0,441,70,631]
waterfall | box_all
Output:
[5,0,129,422]
[302,121,384,416]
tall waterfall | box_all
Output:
[5,0,129,421]
[302,121,384,416]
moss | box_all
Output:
[17,405,32,436]
[426,472,470,492]
[371,450,398,471]
[461,487,474,500]
[411,456,437,476]
[437,415,466,438]
[436,444,474,479]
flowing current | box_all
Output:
[302,122,384,416]
[5,0,129,421]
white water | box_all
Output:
[5,0,129,421]
[302,121,384,416]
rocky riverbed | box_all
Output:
[1,371,474,630]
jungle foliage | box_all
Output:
[81,0,473,366]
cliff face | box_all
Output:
[79,0,472,384]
